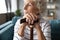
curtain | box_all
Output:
[17,0,20,9]
[5,0,11,13]
[0,0,7,13]
[5,0,12,21]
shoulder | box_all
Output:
[40,17,49,24]
[16,18,23,24]
[14,18,23,31]
[40,17,51,32]
[14,18,22,28]
[40,17,50,27]
[16,19,20,25]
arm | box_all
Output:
[13,19,27,40]
[17,23,27,37]
[34,23,46,40]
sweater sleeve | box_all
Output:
[13,19,23,40]
[42,21,51,40]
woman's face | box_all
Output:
[24,1,40,15]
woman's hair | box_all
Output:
[24,0,40,9]
[24,0,46,13]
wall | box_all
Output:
[56,3,60,19]
[19,0,24,15]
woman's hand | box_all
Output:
[23,13,38,25]
[18,23,27,37]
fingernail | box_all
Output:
[29,20,30,24]
[32,21,33,24]
[26,19,28,23]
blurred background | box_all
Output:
[0,0,60,40]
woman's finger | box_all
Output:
[33,13,38,20]
[27,14,32,21]
[27,14,33,24]
[27,13,34,24]
[25,14,33,24]
[30,13,35,20]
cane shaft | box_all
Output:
[30,25,33,40]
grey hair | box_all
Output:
[24,0,45,12]
[24,0,41,10]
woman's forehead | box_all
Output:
[24,0,36,4]
[24,0,34,2]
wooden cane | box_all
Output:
[30,25,34,40]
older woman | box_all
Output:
[13,0,51,40]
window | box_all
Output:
[0,0,7,13]
[0,0,17,14]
